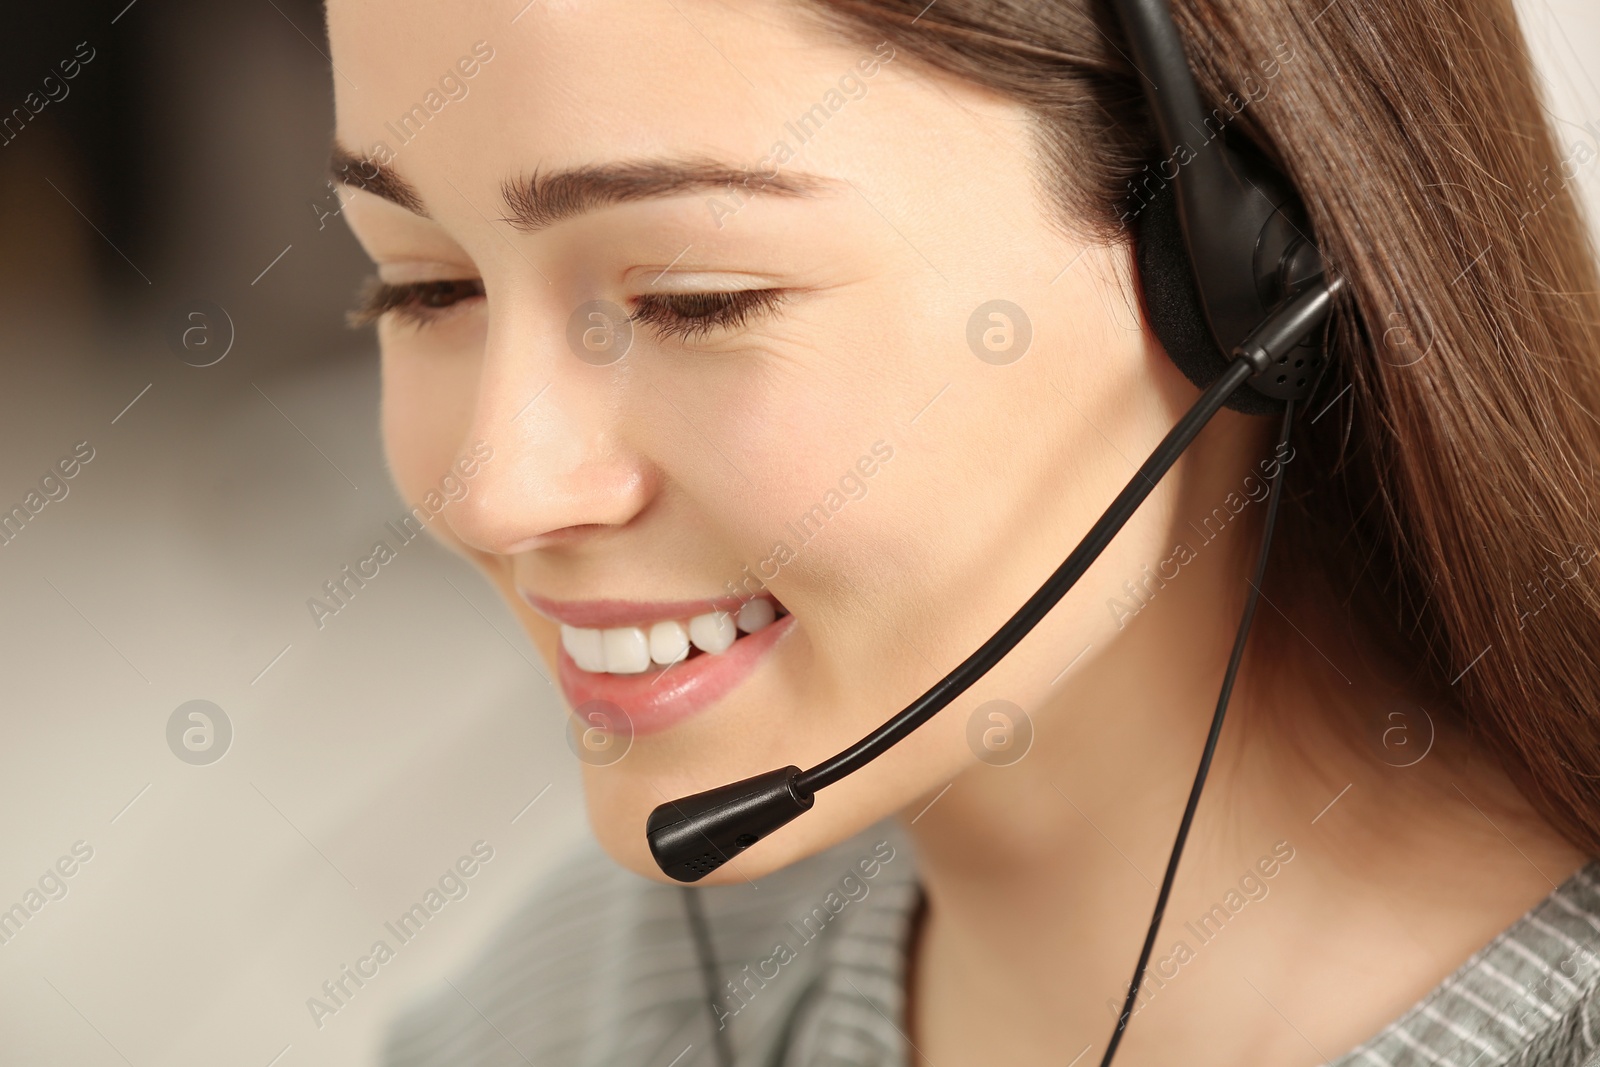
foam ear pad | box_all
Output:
[1132,180,1282,416]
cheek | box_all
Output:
[630,288,931,555]
[629,352,907,642]
[378,339,480,516]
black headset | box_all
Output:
[646,0,1343,1061]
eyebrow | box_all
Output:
[330,142,428,216]
[499,159,841,232]
[328,140,840,229]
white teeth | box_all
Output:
[649,620,690,665]
[689,611,737,655]
[736,597,776,634]
[561,598,783,674]
[602,627,651,674]
[561,625,606,673]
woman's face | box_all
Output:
[328,0,1202,882]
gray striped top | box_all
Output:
[382,822,1600,1066]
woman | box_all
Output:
[326,0,1600,1062]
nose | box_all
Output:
[442,305,657,556]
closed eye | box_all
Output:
[347,276,484,328]
[348,276,788,340]
[629,288,787,341]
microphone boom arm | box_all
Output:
[645,277,1340,883]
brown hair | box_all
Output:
[799,0,1600,851]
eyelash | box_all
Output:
[629,288,787,341]
[347,276,787,339]
[347,277,485,328]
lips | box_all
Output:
[526,591,798,735]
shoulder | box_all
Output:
[380,832,655,1067]
[1333,861,1600,1067]
[382,822,921,1067]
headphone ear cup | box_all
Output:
[1132,179,1282,417]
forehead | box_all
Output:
[326,0,866,176]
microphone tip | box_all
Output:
[646,766,815,883]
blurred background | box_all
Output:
[0,1,1594,1065]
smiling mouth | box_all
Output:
[524,589,798,734]
[558,594,790,675]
